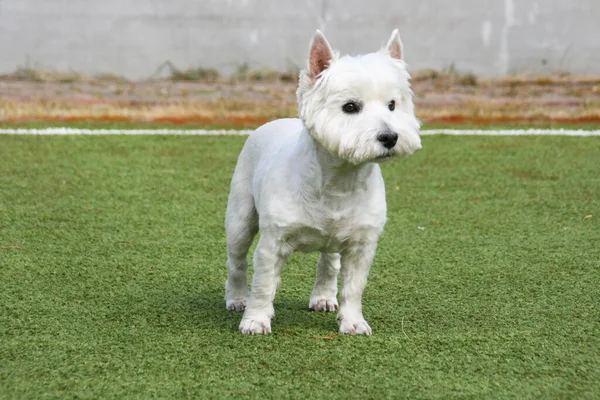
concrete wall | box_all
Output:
[0,0,598,79]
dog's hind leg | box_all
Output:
[224,179,258,312]
[309,253,340,312]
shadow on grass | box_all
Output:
[149,287,339,335]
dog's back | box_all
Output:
[233,118,305,179]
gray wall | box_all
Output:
[0,0,598,79]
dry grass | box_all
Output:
[1,71,600,126]
[0,67,128,84]
[0,99,297,127]
[2,97,599,126]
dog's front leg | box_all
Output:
[337,243,377,335]
[239,235,287,335]
[309,253,340,311]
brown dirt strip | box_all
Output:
[1,74,599,126]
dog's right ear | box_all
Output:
[308,30,334,79]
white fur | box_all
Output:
[224,30,421,335]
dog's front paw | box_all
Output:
[309,296,339,312]
[338,317,372,336]
[226,299,246,312]
[239,318,272,335]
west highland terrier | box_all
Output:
[224,30,422,335]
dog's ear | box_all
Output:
[386,29,404,60]
[308,30,334,79]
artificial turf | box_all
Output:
[1,133,599,399]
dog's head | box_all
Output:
[297,30,422,165]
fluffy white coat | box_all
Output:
[224,30,421,335]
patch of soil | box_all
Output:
[1,74,599,126]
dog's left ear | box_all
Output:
[386,29,404,60]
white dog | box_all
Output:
[224,30,421,335]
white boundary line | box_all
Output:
[0,128,254,135]
[421,128,600,136]
[0,127,599,136]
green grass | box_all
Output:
[1,134,599,399]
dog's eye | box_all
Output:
[388,100,396,111]
[342,102,360,114]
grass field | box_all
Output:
[1,131,599,399]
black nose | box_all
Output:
[377,132,398,149]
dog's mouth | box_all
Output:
[376,152,394,160]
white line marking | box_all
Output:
[0,128,254,135]
[420,129,600,136]
[0,128,599,136]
